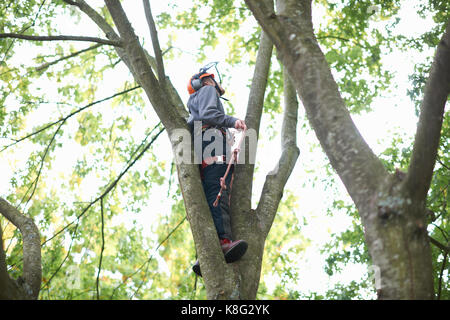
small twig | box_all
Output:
[41,217,81,290]
[125,217,186,299]
[316,34,371,50]
[0,33,122,47]
[1,86,141,152]
[436,155,450,171]
[125,121,162,166]
[18,120,65,211]
[41,125,165,247]
[437,252,448,300]
[432,224,449,243]
[429,236,450,252]
[1,0,47,65]
[35,43,102,71]
[96,197,106,300]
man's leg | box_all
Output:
[192,131,247,276]
[201,163,233,241]
[193,164,247,277]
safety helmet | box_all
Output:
[187,73,215,95]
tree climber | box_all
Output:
[187,62,248,277]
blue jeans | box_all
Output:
[199,128,234,240]
[201,163,233,240]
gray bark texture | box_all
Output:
[244,0,450,299]
[0,198,41,299]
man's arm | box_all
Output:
[198,86,238,128]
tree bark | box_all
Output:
[236,66,300,299]
[244,0,448,299]
[0,198,41,299]
[406,21,450,203]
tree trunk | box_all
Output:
[244,0,449,299]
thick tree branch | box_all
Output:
[142,0,166,88]
[245,0,389,210]
[429,236,450,253]
[256,70,300,234]
[0,33,122,46]
[0,198,41,299]
[406,21,450,204]
[64,0,187,120]
[62,0,139,77]
[65,0,186,124]
[63,0,118,40]
[231,30,273,214]
[0,222,19,299]
[0,223,28,299]
[104,0,181,130]
[143,50,189,119]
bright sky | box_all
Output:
[0,0,437,299]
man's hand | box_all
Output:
[234,119,247,131]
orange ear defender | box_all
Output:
[187,73,215,95]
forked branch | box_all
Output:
[0,198,41,299]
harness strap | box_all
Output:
[201,155,226,169]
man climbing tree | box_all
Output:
[186,64,248,276]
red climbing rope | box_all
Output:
[212,128,246,207]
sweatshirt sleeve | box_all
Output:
[197,86,238,128]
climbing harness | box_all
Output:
[212,127,247,207]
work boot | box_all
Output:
[220,239,248,263]
[192,260,202,277]
[191,239,248,277]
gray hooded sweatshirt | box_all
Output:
[187,85,238,130]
